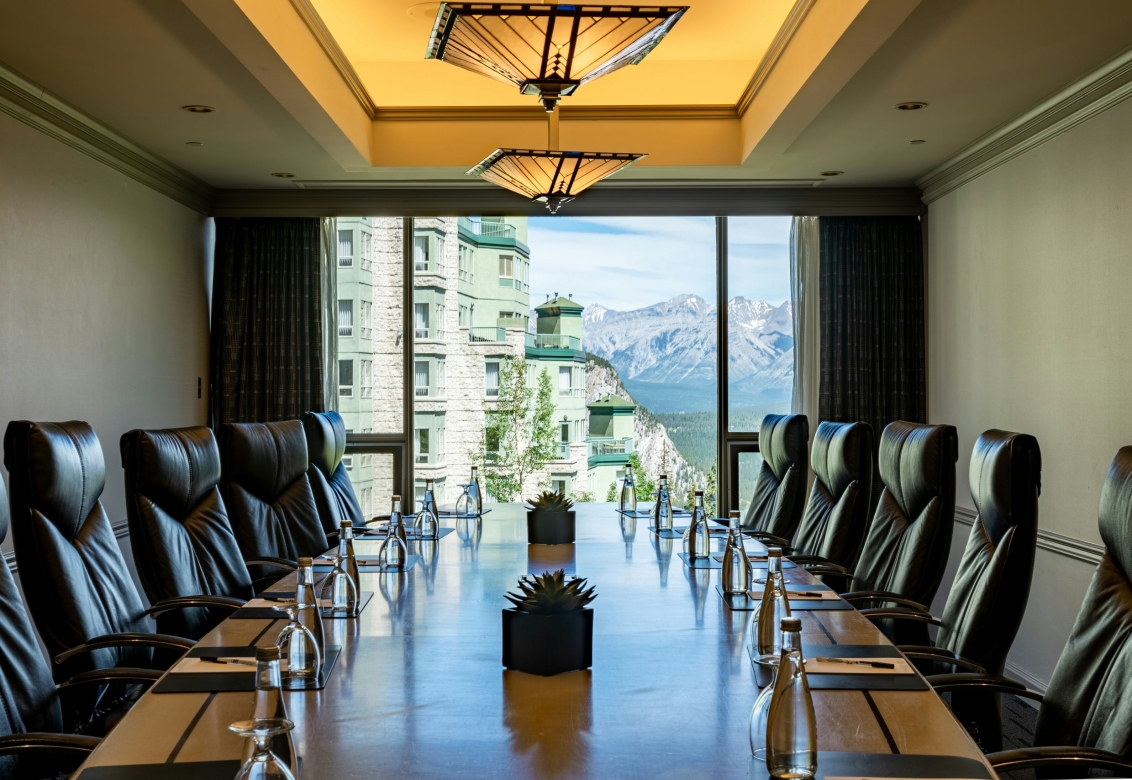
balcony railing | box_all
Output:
[525,333,581,351]
[587,437,634,457]
[469,327,506,343]
[555,442,571,460]
[458,217,516,239]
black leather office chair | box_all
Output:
[219,420,329,582]
[2,422,192,715]
[930,446,1132,776]
[121,426,270,640]
[861,429,1041,751]
[303,411,365,533]
[0,475,164,778]
[741,414,809,543]
[789,421,874,572]
[838,421,958,644]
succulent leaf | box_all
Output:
[505,568,596,614]
[527,491,574,512]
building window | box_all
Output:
[414,303,429,339]
[414,236,430,272]
[437,424,446,463]
[436,237,446,274]
[338,230,353,267]
[343,455,353,470]
[360,359,373,399]
[559,366,572,396]
[551,478,567,495]
[360,231,371,271]
[560,422,570,443]
[437,359,447,397]
[338,299,353,337]
[435,303,446,340]
[499,254,513,286]
[459,304,469,327]
[485,361,500,397]
[458,244,473,282]
[415,428,430,464]
[360,300,372,340]
[415,360,429,397]
[339,359,353,397]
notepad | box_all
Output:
[169,657,262,674]
[804,657,914,675]
[785,590,841,601]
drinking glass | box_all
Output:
[455,484,471,517]
[230,718,297,780]
[319,555,358,617]
[749,662,778,760]
[275,608,321,688]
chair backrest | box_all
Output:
[742,414,809,538]
[218,420,329,564]
[3,421,151,681]
[792,421,874,569]
[302,411,365,531]
[851,420,958,607]
[0,473,64,765]
[936,430,1040,676]
[121,426,254,638]
[1034,447,1132,756]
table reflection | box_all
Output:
[503,670,592,778]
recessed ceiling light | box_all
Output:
[271,172,296,178]
[181,105,216,113]
[820,170,844,177]
[909,139,926,145]
[895,101,928,111]
[185,141,203,146]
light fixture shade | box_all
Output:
[468,148,645,213]
[428,4,688,108]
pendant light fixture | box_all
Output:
[427,3,688,111]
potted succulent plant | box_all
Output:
[526,491,576,544]
[503,569,596,676]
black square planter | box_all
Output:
[502,608,593,676]
[526,510,576,544]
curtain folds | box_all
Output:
[210,217,326,425]
[320,217,339,413]
[790,216,821,432]
[819,216,926,488]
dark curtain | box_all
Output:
[819,216,926,502]
[211,217,325,425]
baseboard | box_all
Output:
[1003,659,1047,702]
[954,507,1104,566]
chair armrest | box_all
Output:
[145,595,247,617]
[924,672,1044,702]
[55,632,195,664]
[56,666,164,692]
[788,555,830,565]
[841,590,930,611]
[858,607,945,628]
[245,557,298,572]
[896,645,986,674]
[744,531,792,547]
[987,746,1132,775]
[0,732,101,759]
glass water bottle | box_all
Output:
[683,490,712,559]
[654,474,674,531]
[619,465,637,513]
[243,646,299,779]
[721,510,752,594]
[756,548,792,661]
[418,479,440,539]
[467,467,483,516]
[277,558,324,689]
[379,496,409,568]
[767,616,817,779]
[320,521,359,617]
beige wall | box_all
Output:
[0,110,211,551]
[926,94,1132,686]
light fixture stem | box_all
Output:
[548,106,560,152]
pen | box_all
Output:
[813,657,895,669]
[199,657,257,667]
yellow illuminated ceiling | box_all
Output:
[307,0,800,107]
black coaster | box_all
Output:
[717,585,760,610]
[313,554,420,573]
[152,646,341,694]
[358,527,455,541]
[674,526,731,536]
[648,526,685,539]
[743,557,797,569]
[437,507,492,518]
[678,552,721,569]
[320,590,374,618]
[78,759,307,780]
[746,644,926,691]
[230,607,289,619]
[746,751,992,780]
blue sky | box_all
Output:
[527,216,792,312]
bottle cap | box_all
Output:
[695,490,703,496]
[767,547,783,557]
[340,520,352,529]
[256,646,282,662]
[426,479,433,486]
[298,556,313,566]
[781,616,802,632]
[729,510,740,518]
[660,473,667,479]
[392,495,401,501]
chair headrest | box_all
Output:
[3,421,105,542]
[0,473,8,545]
[878,421,958,519]
[969,429,1042,545]
[219,421,309,499]
[301,411,346,477]
[812,421,873,498]
[1099,446,1132,579]
[120,427,221,520]
[760,414,809,480]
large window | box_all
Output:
[338,299,353,337]
[485,361,500,397]
[338,230,353,267]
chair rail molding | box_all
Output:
[0,60,213,214]
[953,506,1105,566]
[917,44,1132,203]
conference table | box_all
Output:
[75,503,994,779]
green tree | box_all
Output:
[605,481,618,502]
[705,459,717,517]
[627,452,655,502]
[472,357,558,502]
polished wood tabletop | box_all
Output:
[76,504,992,779]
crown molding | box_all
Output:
[288,0,378,119]
[0,61,213,214]
[737,0,818,117]
[954,506,1104,566]
[917,44,1132,204]
[374,104,738,121]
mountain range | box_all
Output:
[581,294,793,413]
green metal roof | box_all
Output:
[535,295,584,315]
[587,394,636,411]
